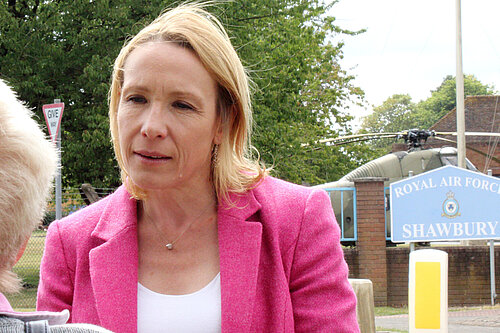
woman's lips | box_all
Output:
[134,151,172,162]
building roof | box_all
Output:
[429,95,500,144]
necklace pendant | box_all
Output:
[166,243,173,250]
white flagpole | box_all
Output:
[456,0,466,168]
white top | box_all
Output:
[137,273,221,333]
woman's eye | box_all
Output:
[173,101,194,111]
[127,96,147,104]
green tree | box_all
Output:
[0,0,367,187]
[217,1,368,184]
[361,94,416,133]
[359,94,416,150]
[414,74,495,129]
[0,0,167,187]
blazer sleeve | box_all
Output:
[288,189,359,332]
[37,220,75,319]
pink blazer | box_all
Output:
[37,177,359,332]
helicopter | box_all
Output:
[313,129,500,244]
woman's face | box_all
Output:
[117,42,221,193]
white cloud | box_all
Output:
[330,0,500,128]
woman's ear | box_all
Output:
[214,122,223,145]
[213,111,225,145]
[15,237,30,265]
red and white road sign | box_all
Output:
[42,103,64,143]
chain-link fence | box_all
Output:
[6,187,115,310]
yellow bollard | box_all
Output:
[409,249,448,332]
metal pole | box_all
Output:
[408,171,415,253]
[456,0,466,168]
[490,239,496,306]
[54,99,62,221]
[488,170,496,305]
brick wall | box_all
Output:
[386,247,409,306]
[344,248,359,278]
[344,246,500,307]
[353,178,388,306]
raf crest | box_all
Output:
[441,191,460,218]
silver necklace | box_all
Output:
[141,201,215,251]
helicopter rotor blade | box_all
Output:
[435,131,500,137]
[318,134,399,145]
[301,135,402,152]
[300,132,401,147]
[317,132,401,144]
[301,133,395,147]
[433,136,500,164]
[322,131,500,145]
[302,130,500,148]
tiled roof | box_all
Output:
[429,95,500,143]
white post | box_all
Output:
[54,99,62,221]
[488,170,496,305]
[455,0,466,168]
[409,249,448,333]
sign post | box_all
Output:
[490,238,497,306]
[487,169,497,306]
[407,171,415,253]
[43,101,64,220]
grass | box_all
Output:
[376,328,407,333]
[375,306,408,316]
[449,304,500,312]
[5,288,38,312]
[12,230,46,286]
[5,230,46,311]
[375,307,409,333]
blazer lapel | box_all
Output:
[218,190,262,333]
[89,186,138,333]
[85,186,263,333]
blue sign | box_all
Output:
[390,165,500,242]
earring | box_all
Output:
[212,144,219,167]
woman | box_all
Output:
[37,4,359,332]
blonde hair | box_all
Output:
[109,3,266,201]
[0,79,58,293]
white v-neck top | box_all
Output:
[137,273,221,333]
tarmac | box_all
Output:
[375,306,500,332]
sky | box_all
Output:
[329,0,500,127]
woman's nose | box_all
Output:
[140,105,168,139]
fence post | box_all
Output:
[80,183,101,204]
